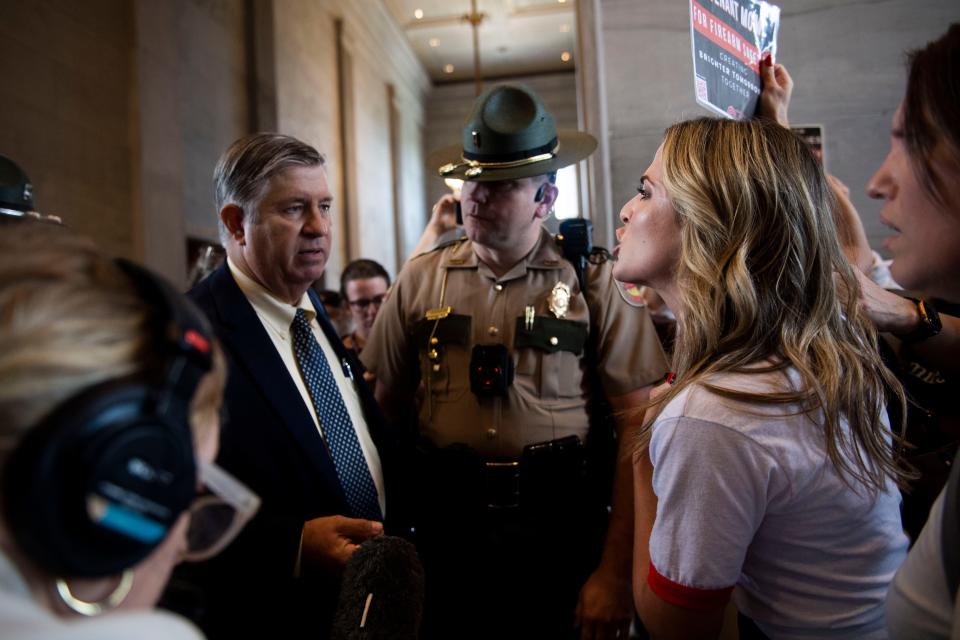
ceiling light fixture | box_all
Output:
[560,51,571,62]
[444,64,455,73]
[429,38,440,47]
[414,8,424,19]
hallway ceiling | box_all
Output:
[383,0,577,83]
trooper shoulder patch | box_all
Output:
[434,234,467,251]
[615,280,648,308]
[412,233,467,260]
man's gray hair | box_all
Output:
[213,133,324,243]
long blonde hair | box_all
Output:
[0,222,225,462]
[647,118,908,492]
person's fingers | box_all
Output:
[759,55,776,86]
[335,517,384,540]
[774,63,792,90]
[432,195,459,227]
[439,193,458,207]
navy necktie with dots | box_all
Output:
[291,309,382,521]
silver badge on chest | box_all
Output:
[548,282,571,319]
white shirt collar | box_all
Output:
[227,257,316,337]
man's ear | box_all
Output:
[533,184,559,219]
[220,204,245,243]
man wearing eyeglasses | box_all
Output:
[339,259,391,355]
[173,133,393,638]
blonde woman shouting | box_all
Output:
[617,118,910,639]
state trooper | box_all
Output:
[0,155,60,224]
[362,84,668,640]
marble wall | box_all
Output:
[0,0,136,259]
[6,0,954,283]
[0,0,428,287]
[268,0,429,283]
[132,0,249,283]
[580,0,960,252]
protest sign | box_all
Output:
[690,0,781,119]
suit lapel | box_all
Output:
[208,266,347,506]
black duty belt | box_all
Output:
[483,435,587,510]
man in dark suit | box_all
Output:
[172,133,391,637]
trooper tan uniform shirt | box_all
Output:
[362,227,668,457]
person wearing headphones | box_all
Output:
[0,221,258,638]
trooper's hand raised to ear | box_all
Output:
[429,194,460,234]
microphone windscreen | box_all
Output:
[331,535,425,640]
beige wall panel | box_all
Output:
[337,0,428,280]
[398,103,426,268]
[270,0,428,285]
[177,0,249,244]
[0,0,248,286]
[350,56,396,270]
[3,0,427,288]
[132,0,249,286]
[0,0,134,258]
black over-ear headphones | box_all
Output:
[3,259,214,578]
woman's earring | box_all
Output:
[55,569,135,616]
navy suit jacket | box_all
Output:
[173,263,393,637]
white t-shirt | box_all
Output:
[647,367,908,639]
[886,487,960,639]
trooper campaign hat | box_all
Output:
[428,84,597,182]
[0,155,36,216]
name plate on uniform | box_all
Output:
[425,305,453,321]
[514,316,588,355]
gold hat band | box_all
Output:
[438,143,560,178]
